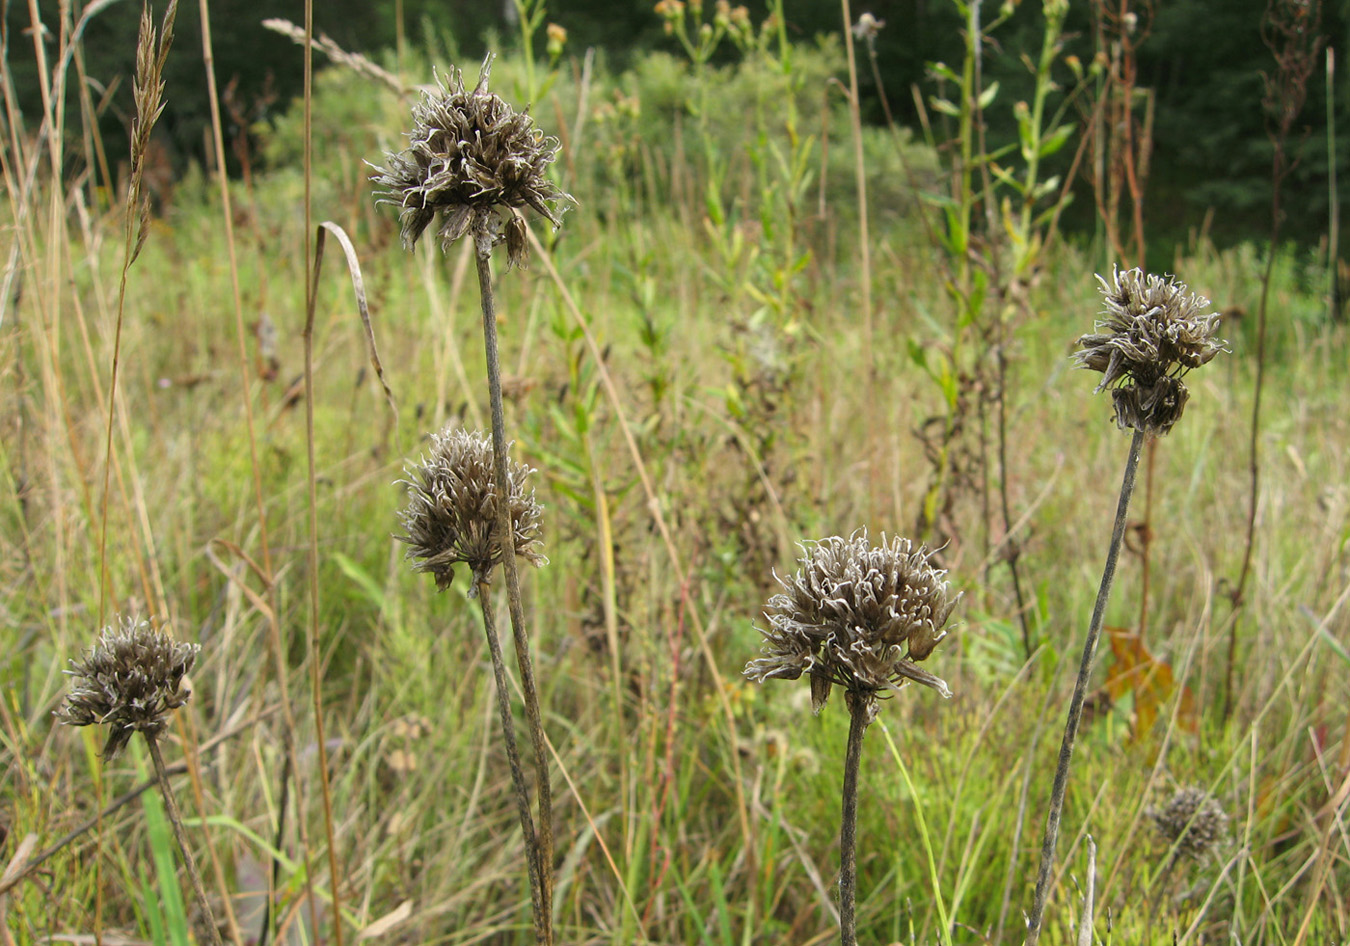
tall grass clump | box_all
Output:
[746,532,959,946]
[5,2,1350,943]
[372,52,574,945]
[1026,267,1226,942]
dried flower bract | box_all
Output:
[56,616,199,759]
[1149,786,1228,862]
[370,54,574,266]
[745,532,959,723]
[1076,267,1225,436]
[397,427,546,590]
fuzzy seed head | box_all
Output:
[397,427,546,590]
[55,616,199,760]
[370,54,574,266]
[1075,266,1225,436]
[1149,786,1228,862]
[745,532,959,723]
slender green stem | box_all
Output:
[839,699,868,946]
[878,718,953,946]
[473,221,554,944]
[1026,427,1145,943]
[143,733,223,946]
[475,580,548,946]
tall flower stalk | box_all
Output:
[397,427,550,944]
[1025,268,1224,943]
[374,54,573,945]
[745,532,959,946]
[57,617,222,946]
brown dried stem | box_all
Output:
[838,700,868,946]
[1026,428,1144,943]
[474,578,548,946]
[474,220,554,944]
[144,733,223,946]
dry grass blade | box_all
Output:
[526,224,756,867]
[301,219,396,946]
[306,221,399,437]
[128,0,176,265]
[100,0,180,626]
[262,18,408,95]
[1076,836,1096,946]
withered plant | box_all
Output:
[746,532,959,946]
[56,617,222,946]
[373,54,574,945]
[1024,267,1225,943]
[396,427,550,942]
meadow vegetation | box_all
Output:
[1,2,1347,944]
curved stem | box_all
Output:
[839,699,869,946]
[144,733,223,946]
[1026,428,1145,943]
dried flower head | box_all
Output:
[370,54,574,266]
[397,427,546,590]
[1075,267,1226,436]
[56,617,199,759]
[1149,786,1228,862]
[745,532,959,723]
[852,11,885,43]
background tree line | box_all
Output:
[5,0,1348,250]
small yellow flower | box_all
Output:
[546,22,567,59]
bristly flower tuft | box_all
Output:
[56,616,199,760]
[397,427,546,590]
[370,54,574,266]
[745,532,959,723]
[1075,266,1226,436]
[1149,786,1228,863]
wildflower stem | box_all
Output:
[473,221,554,945]
[143,733,223,946]
[475,579,548,946]
[839,700,868,946]
[1026,427,1144,943]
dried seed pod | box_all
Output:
[396,427,546,590]
[56,617,200,760]
[745,532,959,722]
[1075,267,1226,436]
[1149,786,1228,862]
[370,54,574,267]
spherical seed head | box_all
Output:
[396,427,546,590]
[1075,266,1226,436]
[1149,786,1228,862]
[55,616,199,760]
[370,54,574,266]
[744,532,960,723]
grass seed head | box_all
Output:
[370,54,574,266]
[1149,786,1228,862]
[56,616,199,760]
[1076,266,1226,436]
[745,532,959,723]
[397,427,546,590]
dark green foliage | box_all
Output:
[6,0,1347,249]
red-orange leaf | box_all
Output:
[1102,626,1199,741]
